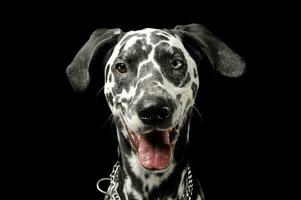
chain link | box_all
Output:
[180,165,194,200]
[97,161,193,200]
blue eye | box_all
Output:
[115,63,128,73]
[171,59,184,69]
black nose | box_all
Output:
[137,97,171,125]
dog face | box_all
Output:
[66,24,245,171]
[104,29,199,170]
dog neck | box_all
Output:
[114,117,191,200]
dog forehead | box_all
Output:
[118,28,175,49]
[106,28,174,66]
[106,28,192,73]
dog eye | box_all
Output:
[115,63,128,73]
[171,59,184,69]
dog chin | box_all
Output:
[127,127,179,171]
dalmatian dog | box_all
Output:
[66,24,245,200]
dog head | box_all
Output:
[66,24,245,171]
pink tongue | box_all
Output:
[138,131,171,170]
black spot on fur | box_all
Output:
[133,39,153,57]
[154,42,187,86]
[180,73,191,87]
[176,94,182,101]
[156,172,164,177]
[145,186,149,193]
[145,174,150,179]
[193,68,198,78]
[108,74,112,82]
[191,82,198,98]
[121,98,127,103]
[105,64,110,81]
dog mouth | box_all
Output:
[128,127,178,170]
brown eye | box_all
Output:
[115,63,128,73]
[171,59,184,69]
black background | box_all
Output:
[5,1,295,200]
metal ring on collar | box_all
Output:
[96,178,112,194]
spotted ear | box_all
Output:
[66,28,122,92]
[172,24,246,77]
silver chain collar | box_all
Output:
[97,161,121,200]
[97,161,194,200]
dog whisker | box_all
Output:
[99,113,113,130]
[193,105,203,123]
[96,86,105,99]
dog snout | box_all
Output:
[137,96,172,126]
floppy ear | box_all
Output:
[172,23,246,77]
[66,28,122,92]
